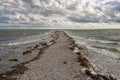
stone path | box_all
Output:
[17,31,87,80]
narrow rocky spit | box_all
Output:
[0,31,118,80]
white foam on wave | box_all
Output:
[86,37,118,45]
[4,39,41,46]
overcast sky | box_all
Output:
[0,0,120,29]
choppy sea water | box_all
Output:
[0,29,50,45]
[0,29,120,59]
[0,29,51,55]
[68,29,120,59]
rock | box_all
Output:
[108,74,117,80]
[23,49,32,55]
[39,42,47,46]
[81,58,90,68]
[81,68,88,74]
[63,61,67,64]
[69,39,75,43]
[34,44,39,49]
[76,52,81,55]
[77,43,86,50]
[9,59,18,62]
[69,43,73,45]
[79,53,85,61]
[50,40,55,43]
[78,47,83,50]
[69,46,74,50]
[85,69,97,77]
[90,70,97,75]
[73,47,79,53]
[85,69,93,76]
[72,44,78,47]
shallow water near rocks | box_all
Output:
[67,29,120,79]
[68,29,120,59]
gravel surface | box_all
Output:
[0,31,118,80]
[17,31,88,80]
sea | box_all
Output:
[68,29,120,59]
[0,29,120,58]
[0,29,50,45]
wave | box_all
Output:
[2,39,41,46]
[1,31,52,46]
[66,31,120,59]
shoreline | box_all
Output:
[65,32,117,80]
[0,31,118,80]
[0,31,60,80]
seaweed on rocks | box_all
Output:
[0,31,60,80]
[64,31,117,80]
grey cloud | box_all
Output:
[0,0,120,24]
[67,16,100,23]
